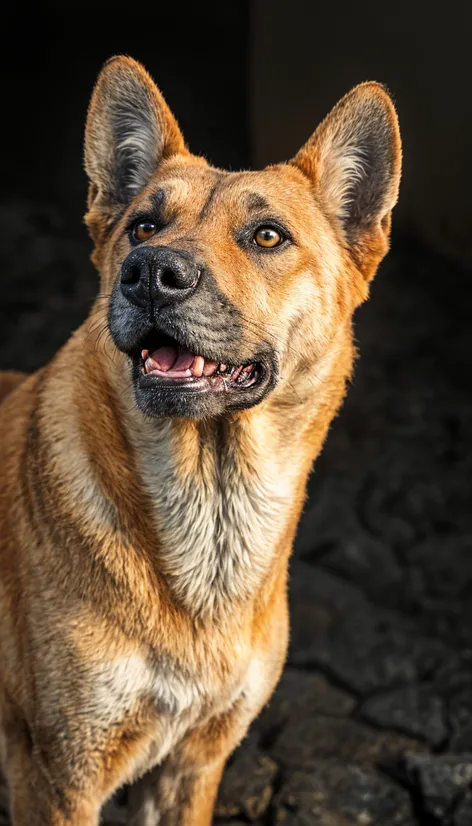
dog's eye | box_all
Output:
[253,227,284,248]
[133,221,158,243]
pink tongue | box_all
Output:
[149,344,179,371]
[147,345,198,377]
[173,351,195,371]
[145,344,228,379]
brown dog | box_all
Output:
[0,57,401,825]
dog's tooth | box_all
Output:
[219,364,228,373]
[157,368,193,378]
[192,356,205,377]
[144,357,155,374]
[203,360,218,376]
[141,349,149,360]
[232,366,243,381]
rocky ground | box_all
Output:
[1,200,472,824]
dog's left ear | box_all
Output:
[291,83,401,279]
[85,56,188,222]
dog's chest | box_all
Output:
[131,421,290,615]
[91,647,256,781]
[92,654,204,719]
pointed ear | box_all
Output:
[291,82,401,277]
[84,56,188,219]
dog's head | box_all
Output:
[85,57,401,419]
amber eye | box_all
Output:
[254,226,283,248]
[133,220,157,243]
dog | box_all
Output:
[0,56,401,825]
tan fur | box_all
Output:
[0,57,401,825]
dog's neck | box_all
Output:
[123,409,300,616]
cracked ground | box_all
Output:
[0,200,471,824]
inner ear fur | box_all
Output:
[291,82,402,278]
[84,56,188,237]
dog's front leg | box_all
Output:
[128,607,289,825]
[129,757,225,826]
[128,706,251,826]
[4,733,101,826]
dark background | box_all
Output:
[1,3,472,825]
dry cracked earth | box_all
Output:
[1,200,472,825]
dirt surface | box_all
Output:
[0,200,471,824]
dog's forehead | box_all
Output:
[151,161,314,220]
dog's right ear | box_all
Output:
[84,56,188,227]
[290,83,401,282]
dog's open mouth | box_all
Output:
[137,334,263,393]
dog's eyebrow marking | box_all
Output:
[198,173,225,222]
[245,193,271,213]
[151,190,165,213]
[127,189,166,228]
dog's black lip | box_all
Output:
[130,341,277,417]
[139,367,265,390]
[127,328,272,401]
[135,354,268,395]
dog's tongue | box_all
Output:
[143,345,209,378]
[150,344,180,371]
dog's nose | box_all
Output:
[120,247,201,308]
